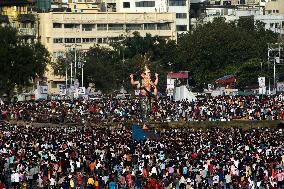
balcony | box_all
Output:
[18,28,36,36]
[0,15,9,23]
[17,14,35,22]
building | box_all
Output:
[110,0,190,33]
[265,0,284,15]
[68,0,101,13]
[168,0,190,32]
[38,12,176,94]
[206,0,264,6]
[0,0,37,43]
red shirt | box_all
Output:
[0,183,5,189]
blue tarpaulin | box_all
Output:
[132,124,147,141]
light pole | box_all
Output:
[74,46,77,82]
[81,60,86,87]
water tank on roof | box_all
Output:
[37,0,51,12]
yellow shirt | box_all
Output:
[95,180,99,187]
[87,178,95,185]
[70,179,75,188]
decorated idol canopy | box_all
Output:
[167,71,189,79]
[215,75,236,86]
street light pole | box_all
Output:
[82,60,85,87]
[74,46,77,81]
[70,56,73,86]
[65,67,68,88]
[274,58,276,92]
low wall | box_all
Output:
[6,120,283,130]
[150,120,282,130]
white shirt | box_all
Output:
[151,167,157,175]
[14,172,20,182]
[50,178,56,186]
[213,175,219,184]
[11,173,15,182]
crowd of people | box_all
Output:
[1,95,284,124]
[0,95,283,188]
[0,123,283,189]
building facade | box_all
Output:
[113,0,189,33]
[265,0,284,15]
[0,0,37,43]
[38,12,176,94]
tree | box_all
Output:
[178,16,278,89]
[80,32,178,93]
[84,45,121,92]
[111,32,178,91]
[0,26,50,96]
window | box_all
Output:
[83,38,96,43]
[108,37,119,43]
[53,23,62,28]
[176,13,187,19]
[126,24,143,30]
[123,2,130,8]
[108,24,124,30]
[97,24,107,30]
[103,38,108,44]
[268,10,272,14]
[51,81,57,89]
[82,24,95,31]
[53,38,63,43]
[65,38,75,43]
[82,38,90,43]
[20,23,28,28]
[157,23,171,30]
[176,25,187,31]
[97,38,102,43]
[64,24,80,29]
[144,23,156,30]
[169,0,186,6]
[90,38,96,43]
[270,23,274,28]
[135,1,155,7]
[276,10,279,13]
[76,38,81,43]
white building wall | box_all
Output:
[200,13,284,35]
[116,0,168,12]
[115,0,190,33]
[168,4,190,32]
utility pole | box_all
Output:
[82,60,85,87]
[74,46,77,81]
[268,43,284,94]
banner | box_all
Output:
[167,72,188,79]
[59,84,66,95]
[39,86,48,94]
[74,79,80,89]
[166,79,175,96]
[277,82,284,92]
[258,77,265,88]
[69,86,75,94]
[77,87,86,95]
